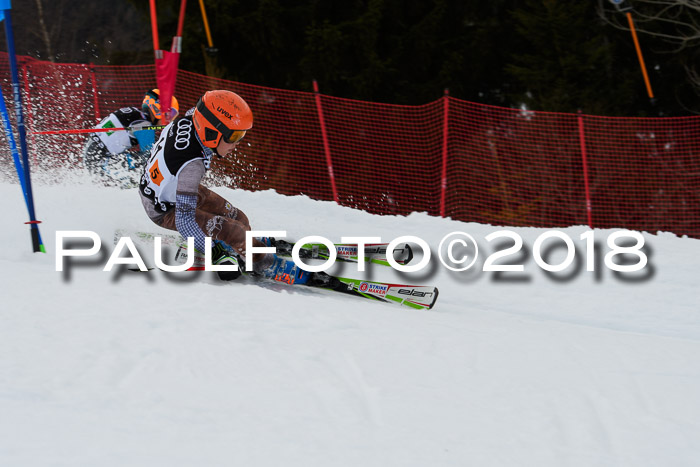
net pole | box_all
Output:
[313,80,339,204]
[89,64,101,123]
[577,111,594,228]
[440,88,449,217]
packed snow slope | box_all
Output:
[2,177,700,467]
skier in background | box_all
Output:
[139,89,307,284]
[83,89,179,186]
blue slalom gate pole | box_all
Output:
[1,2,44,252]
[0,78,28,198]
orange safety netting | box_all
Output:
[1,52,699,238]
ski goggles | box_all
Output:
[144,91,179,120]
[224,129,246,144]
[196,97,248,144]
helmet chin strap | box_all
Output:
[194,129,215,168]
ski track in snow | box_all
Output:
[1,177,700,466]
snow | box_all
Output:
[2,177,700,466]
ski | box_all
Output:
[114,229,413,267]
[173,250,438,310]
[304,273,439,310]
[269,238,413,266]
[114,229,438,310]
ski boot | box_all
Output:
[258,236,295,257]
[211,241,242,281]
[256,254,310,285]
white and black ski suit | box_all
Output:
[83,107,155,182]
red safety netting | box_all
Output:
[1,52,699,238]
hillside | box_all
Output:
[2,179,699,466]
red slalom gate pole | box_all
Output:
[149,0,160,53]
[176,0,187,38]
[313,80,339,204]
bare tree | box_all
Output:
[34,0,56,62]
[599,0,700,98]
[0,0,150,65]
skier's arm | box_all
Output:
[175,161,208,253]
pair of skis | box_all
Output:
[115,230,439,310]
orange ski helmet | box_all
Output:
[193,90,253,149]
[142,89,180,121]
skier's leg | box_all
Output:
[189,185,273,268]
[83,137,111,179]
[189,186,308,283]
[195,185,251,228]
[158,206,273,273]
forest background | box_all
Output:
[3,0,699,117]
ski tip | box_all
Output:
[403,243,414,265]
[428,287,439,310]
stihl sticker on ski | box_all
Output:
[337,246,359,257]
[359,282,388,296]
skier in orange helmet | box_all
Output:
[139,90,304,282]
